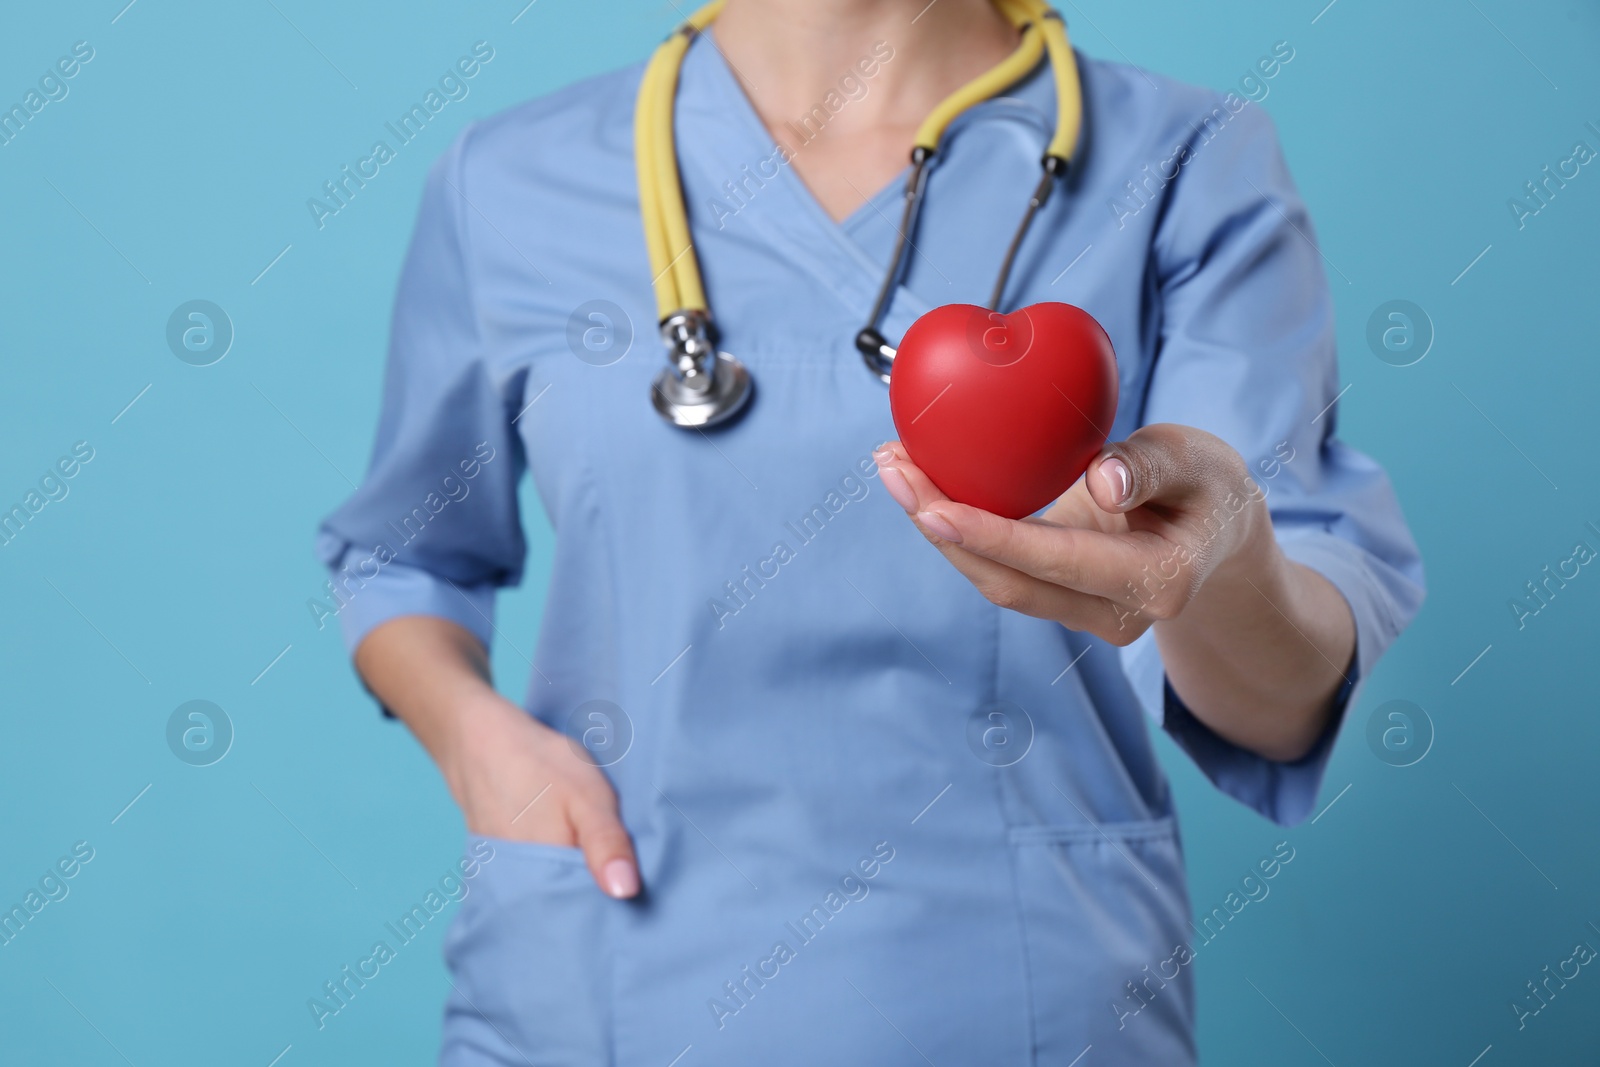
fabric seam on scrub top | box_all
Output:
[1007,816,1177,846]
[997,704,1042,1066]
[450,120,493,379]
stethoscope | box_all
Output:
[638,0,1083,428]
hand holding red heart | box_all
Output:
[875,300,1356,762]
[881,301,1279,647]
[873,422,1280,647]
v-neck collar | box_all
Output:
[672,29,1060,335]
[695,27,914,235]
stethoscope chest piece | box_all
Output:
[650,309,753,428]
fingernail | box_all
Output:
[602,858,639,899]
[1100,458,1131,506]
[917,508,962,543]
[872,443,895,461]
[878,464,917,512]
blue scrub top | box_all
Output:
[318,31,1423,1067]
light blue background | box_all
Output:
[1,1,1596,1064]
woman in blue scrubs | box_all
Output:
[318,0,1423,1062]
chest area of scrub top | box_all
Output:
[475,41,1156,503]
[670,35,1126,346]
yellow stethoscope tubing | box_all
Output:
[1035,8,1082,159]
[912,0,1044,152]
[637,9,718,318]
[635,54,673,314]
[636,0,1081,325]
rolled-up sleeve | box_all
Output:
[1117,98,1426,826]
[315,123,527,666]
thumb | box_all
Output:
[1086,423,1201,514]
[569,795,640,899]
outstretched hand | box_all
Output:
[873,423,1274,645]
[874,422,1357,763]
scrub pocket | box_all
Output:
[439,835,611,1067]
[1009,817,1197,1066]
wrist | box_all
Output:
[439,690,529,800]
[1164,495,1286,639]
[1210,491,1285,593]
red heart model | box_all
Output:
[888,302,1118,520]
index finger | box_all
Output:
[919,497,1160,603]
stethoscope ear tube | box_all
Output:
[855,153,933,383]
[987,154,1068,313]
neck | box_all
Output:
[711,0,1018,146]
